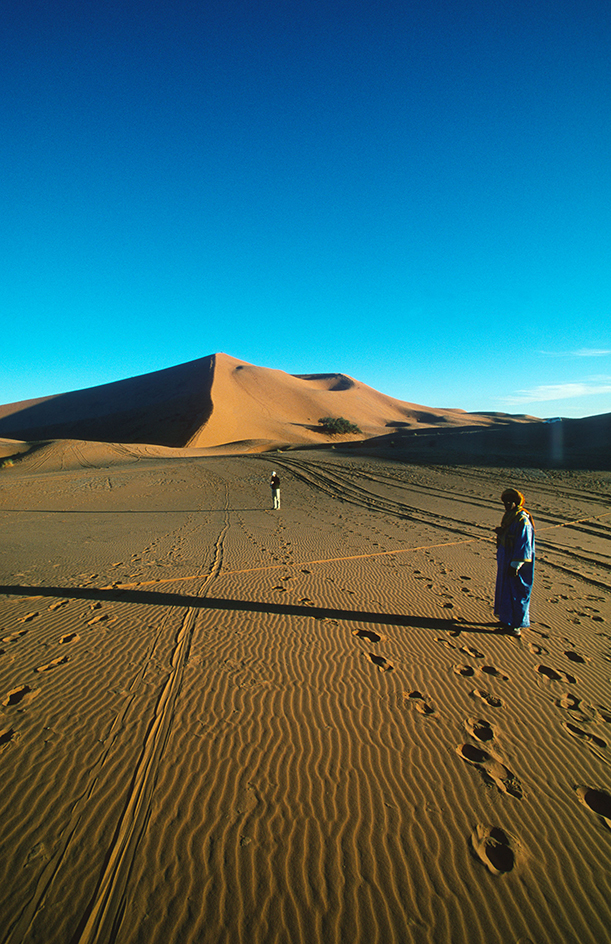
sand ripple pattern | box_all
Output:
[0,457,610,943]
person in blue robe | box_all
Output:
[494,488,535,636]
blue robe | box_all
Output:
[494,509,535,629]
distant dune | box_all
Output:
[0,352,537,452]
[333,412,611,470]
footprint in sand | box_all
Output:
[298,597,315,606]
[465,718,495,742]
[537,665,577,684]
[454,664,475,677]
[461,645,484,659]
[354,629,383,644]
[458,744,523,798]
[564,651,587,664]
[472,689,503,708]
[562,722,607,749]
[34,656,69,673]
[25,842,50,866]
[2,685,39,708]
[470,824,516,874]
[528,642,548,655]
[368,652,393,671]
[557,694,582,711]
[18,613,38,623]
[2,629,28,644]
[87,614,108,626]
[481,665,509,681]
[415,701,435,715]
[60,633,80,644]
[405,691,435,715]
[576,787,611,829]
[48,600,69,611]
[0,727,16,748]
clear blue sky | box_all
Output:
[2,0,610,419]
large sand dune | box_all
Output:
[0,352,535,452]
[0,448,610,944]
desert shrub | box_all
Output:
[318,416,361,435]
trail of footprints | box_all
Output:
[324,563,609,876]
[0,597,115,753]
[350,615,526,872]
[421,617,609,873]
[443,639,524,803]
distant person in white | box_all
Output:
[270,471,280,509]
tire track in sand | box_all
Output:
[75,503,230,944]
[3,492,231,944]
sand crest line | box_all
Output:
[106,509,611,590]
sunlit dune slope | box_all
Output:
[187,353,502,448]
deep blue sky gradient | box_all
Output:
[2,0,610,417]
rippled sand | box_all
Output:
[1,449,610,944]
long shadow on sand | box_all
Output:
[0,509,265,514]
[0,583,497,632]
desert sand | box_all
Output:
[0,353,540,452]
[1,444,610,944]
[0,356,610,943]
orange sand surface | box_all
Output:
[1,447,610,944]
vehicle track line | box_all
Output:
[73,497,230,944]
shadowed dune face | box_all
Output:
[360,412,611,470]
[0,356,215,448]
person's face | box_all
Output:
[503,498,517,512]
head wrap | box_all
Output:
[498,488,534,539]
[501,488,524,507]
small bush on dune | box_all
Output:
[318,416,361,435]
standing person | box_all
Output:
[270,471,281,509]
[494,488,535,637]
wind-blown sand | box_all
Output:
[1,447,610,944]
